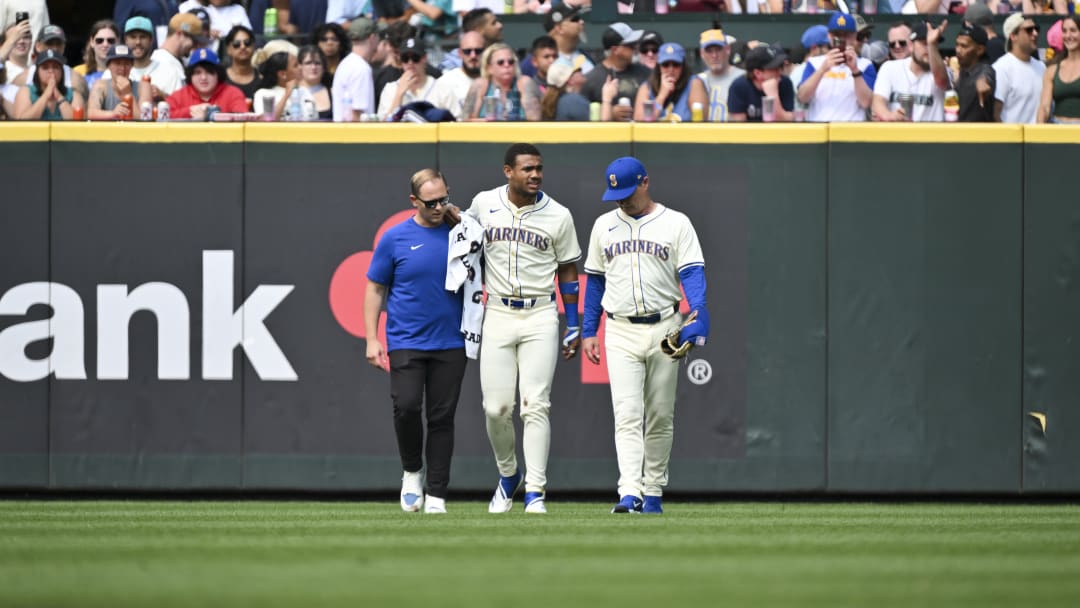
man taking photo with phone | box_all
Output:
[797,12,876,122]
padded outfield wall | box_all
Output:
[0,123,1076,494]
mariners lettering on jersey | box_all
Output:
[603,239,670,262]
[485,226,551,251]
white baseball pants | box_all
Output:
[480,301,559,494]
[604,314,682,499]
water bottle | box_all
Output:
[302,98,317,121]
[286,88,302,121]
[340,92,354,122]
[505,89,521,121]
[264,8,277,37]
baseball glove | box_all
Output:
[660,310,699,360]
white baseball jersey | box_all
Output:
[584,203,704,317]
[465,186,581,299]
[873,58,945,122]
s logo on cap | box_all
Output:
[609,174,618,187]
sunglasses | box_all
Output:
[401,54,423,64]
[1022,25,1039,35]
[660,61,682,68]
[494,58,516,66]
[230,39,253,48]
[857,33,871,42]
[888,40,908,49]
[418,195,450,209]
[94,37,116,45]
[461,47,483,56]
[640,46,659,55]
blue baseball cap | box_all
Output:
[827,13,857,33]
[603,157,648,202]
[125,16,154,35]
[657,43,686,65]
[187,47,220,68]
[801,25,830,49]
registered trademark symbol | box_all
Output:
[686,359,712,385]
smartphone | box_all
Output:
[15,11,30,24]
[831,36,846,52]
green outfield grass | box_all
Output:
[2,501,1079,607]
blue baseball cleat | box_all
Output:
[611,495,643,514]
[524,491,547,514]
[643,495,663,514]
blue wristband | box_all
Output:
[564,305,579,329]
[558,280,580,296]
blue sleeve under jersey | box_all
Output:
[582,273,606,338]
[678,266,706,311]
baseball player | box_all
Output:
[581,156,709,515]
[449,143,582,514]
[363,169,467,514]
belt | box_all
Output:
[497,293,556,309]
[606,304,679,325]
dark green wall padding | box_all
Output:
[0,124,1076,495]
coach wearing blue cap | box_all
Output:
[582,157,709,515]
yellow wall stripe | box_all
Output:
[0,123,50,141]
[633,122,828,144]
[437,122,633,143]
[4,122,1077,145]
[50,123,244,142]
[245,122,438,143]
[1024,125,1080,144]
[830,123,1024,143]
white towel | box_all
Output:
[446,215,485,359]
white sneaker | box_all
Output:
[424,495,446,514]
[400,470,424,512]
[487,471,522,514]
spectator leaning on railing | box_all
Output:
[87,44,153,120]
[13,49,82,120]
[166,47,247,119]
[871,21,949,121]
[688,28,744,122]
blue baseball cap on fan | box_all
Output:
[187,47,220,67]
[656,43,686,65]
[828,13,857,33]
[603,157,648,202]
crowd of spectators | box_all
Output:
[0,0,1077,123]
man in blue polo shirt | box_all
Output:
[364,168,467,514]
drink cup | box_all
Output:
[897,93,914,120]
[71,105,84,121]
[762,96,777,122]
[483,95,502,121]
[642,100,657,122]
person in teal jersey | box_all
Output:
[13,49,81,120]
[364,169,467,514]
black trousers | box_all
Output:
[388,348,467,499]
